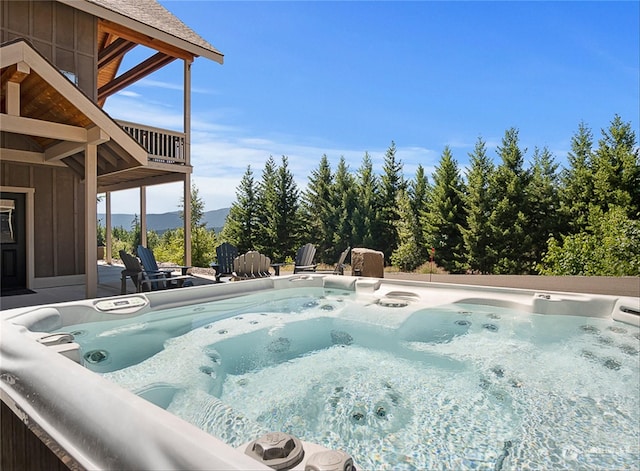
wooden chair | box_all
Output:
[293,243,317,273]
[210,242,238,282]
[120,250,193,294]
[316,247,350,275]
[232,251,272,280]
[137,245,190,276]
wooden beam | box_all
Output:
[98,52,176,101]
[99,19,195,61]
[98,172,185,192]
[0,114,88,142]
[0,61,30,83]
[0,148,66,166]
[44,141,84,161]
[98,37,137,69]
[2,62,30,116]
[44,127,108,161]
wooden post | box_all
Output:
[183,58,192,266]
[85,144,97,299]
[140,186,147,248]
[105,192,112,263]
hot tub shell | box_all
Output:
[1,275,638,470]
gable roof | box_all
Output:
[59,0,224,64]
[1,39,147,179]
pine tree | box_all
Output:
[461,137,495,273]
[331,157,356,260]
[391,188,423,271]
[488,128,531,274]
[301,155,335,262]
[352,152,379,249]
[254,156,278,256]
[408,164,430,264]
[378,141,405,260]
[260,156,300,262]
[592,114,640,218]
[221,166,260,253]
[559,121,594,232]
[527,146,561,271]
[422,146,466,273]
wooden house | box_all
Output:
[1,0,223,298]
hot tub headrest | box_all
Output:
[323,276,357,291]
[10,307,62,332]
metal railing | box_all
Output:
[117,120,187,165]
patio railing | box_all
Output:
[117,120,187,166]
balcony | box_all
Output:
[117,120,188,166]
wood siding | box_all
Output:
[1,0,96,100]
[1,400,77,470]
[1,161,84,278]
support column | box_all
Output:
[184,174,192,265]
[183,58,193,266]
[140,186,147,248]
[105,192,112,263]
[85,144,98,299]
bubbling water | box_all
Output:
[94,293,639,470]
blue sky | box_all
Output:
[100,0,639,215]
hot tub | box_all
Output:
[1,275,639,470]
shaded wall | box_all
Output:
[1,161,85,278]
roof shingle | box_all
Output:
[85,0,222,58]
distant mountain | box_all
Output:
[98,208,230,233]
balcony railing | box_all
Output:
[117,120,187,166]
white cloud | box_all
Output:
[117,90,141,98]
[103,97,444,213]
[138,78,219,95]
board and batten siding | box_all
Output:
[1,161,85,278]
[1,0,97,100]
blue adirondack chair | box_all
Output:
[136,245,192,289]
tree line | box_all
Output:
[221,114,639,275]
[106,114,638,276]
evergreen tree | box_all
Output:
[179,183,205,228]
[254,156,278,256]
[488,128,531,274]
[422,146,466,273]
[391,188,423,271]
[527,146,561,271]
[592,114,640,218]
[259,156,301,262]
[330,157,357,261]
[352,152,379,249]
[461,137,495,273]
[559,121,594,232]
[180,184,215,266]
[301,155,335,262]
[221,166,260,253]
[408,164,430,264]
[378,141,405,261]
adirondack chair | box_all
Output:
[119,250,192,293]
[210,242,238,282]
[316,247,351,275]
[293,243,317,273]
[137,245,190,276]
[232,251,272,280]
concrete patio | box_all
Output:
[0,262,218,311]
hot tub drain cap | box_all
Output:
[245,432,304,470]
